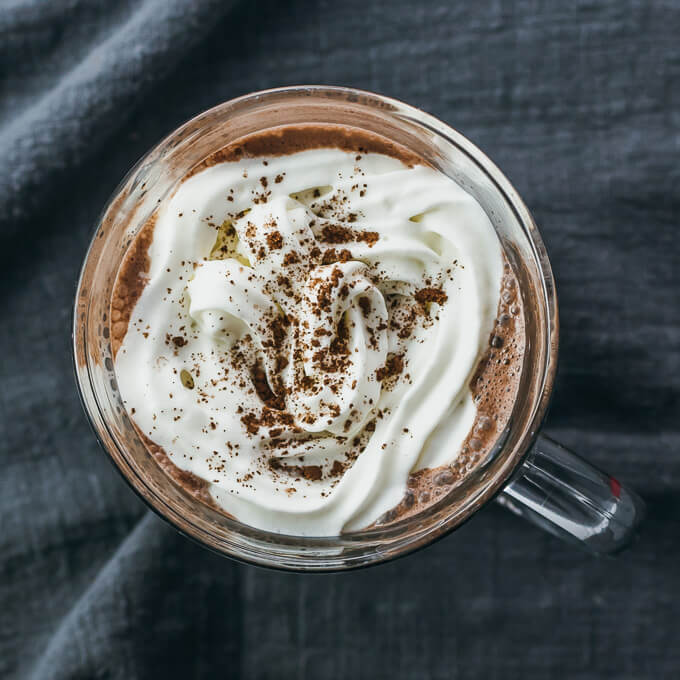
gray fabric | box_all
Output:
[1,1,678,678]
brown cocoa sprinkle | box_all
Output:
[330,460,345,477]
[318,224,379,247]
[259,177,268,188]
[312,347,350,373]
[274,174,284,183]
[320,224,352,243]
[376,354,404,382]
[276,274,291,290]
[270,317,286,348]
[329,266,343,288]
[172,336,186,348]
[414,287,448,306]
[269,458,323,481]
[251,361,285,410]
[321,248,352,265]
[262,407,295,428]
[266,231,283,250]
[283,251,299,266]
[362,231,379,246]
[310,316,351,374]
[303,465,322,481]
[241,412,260,435]
[357,296,371,318]
[330,316,350,354]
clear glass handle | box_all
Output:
[497,434,645,554]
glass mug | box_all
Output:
[73,86,645,570]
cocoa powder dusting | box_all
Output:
[269,458,323,482]
[321,248,352,265]
[266,230,283,250]
[111,122,523,534]
[357,296,372,318]
[250,361,285,411]
[373,261,525,528]
[414,286,448,306]
[376,354,404,382]
[319,224,379,247]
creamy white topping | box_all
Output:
[115,148,503,536]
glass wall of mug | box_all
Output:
[73,86,557,570]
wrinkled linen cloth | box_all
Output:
[1,1,679,678]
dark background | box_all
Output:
[1,1,678,678]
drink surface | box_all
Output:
[111,124,524,536]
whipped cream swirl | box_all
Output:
[115,147,503,535]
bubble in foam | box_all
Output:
[434,469,454,486]
[474,415,493,433]
[502,289,516,304]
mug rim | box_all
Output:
[73,85,559,571]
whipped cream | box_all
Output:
[115,147,503,536]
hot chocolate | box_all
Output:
[110,123,524,536]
